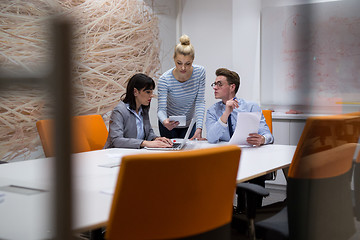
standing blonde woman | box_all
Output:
[157,35,206,140]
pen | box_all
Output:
[232,97,240,112]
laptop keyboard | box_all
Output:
[172,143,182,149]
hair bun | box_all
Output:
[179,34,190,45]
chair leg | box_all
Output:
[245,191,259,240]
[90,228,104,240]
[248,218,256,240]
[282,167,289,182]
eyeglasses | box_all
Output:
[211,82,224,88]
[211,81,234,88]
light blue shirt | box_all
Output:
[206,98,274,144]
[126,104,145,140]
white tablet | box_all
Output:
[169,116,186,126]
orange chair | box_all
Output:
[262,109,273,133]
[73,115,108,151]
[106,145,241,240]
[36,114,108,157]
[256,114,360,240]
[262,110,275,180]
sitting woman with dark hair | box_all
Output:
[104,73,173,149]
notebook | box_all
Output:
[145,118,195,151]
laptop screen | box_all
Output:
[184,118,195,140]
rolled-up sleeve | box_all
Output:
[194,68,206,129]
[206,106,228,143]
[157,76,168,124]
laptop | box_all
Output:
[145,118,195,151]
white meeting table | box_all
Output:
[0,143,296,240]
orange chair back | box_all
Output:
[36,114,108,157]
[106,145,241,240]
[262,110,273,133]
[286,114,360,240]
[289,114,360,179]
[73,115,108,151]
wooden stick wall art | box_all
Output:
[0,0,160,161]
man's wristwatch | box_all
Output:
[262,135,267,145]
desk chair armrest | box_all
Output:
[234,183,270,239]
[235,182,269,224]
[236,182,269,197]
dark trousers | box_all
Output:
[158,120,196,139]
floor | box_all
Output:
[231,183,287,240]
[231,184,360,240]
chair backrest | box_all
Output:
[36,114,108,157]
[343,112,360,220]
[353,142,360,220]
[106,145,241,240]
[72,114,108,151]
[289,114,360,176]
[262,110,272,133]
[287,114,360,240]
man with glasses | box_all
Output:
[206,68,273,145]
[206,68,274,211]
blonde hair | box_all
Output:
[174,34,195,59]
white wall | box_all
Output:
[146,0,178,135]
[146,0,178,73]
[152,0,262,137]
[181,0,233,111]
[233,0,262,103]
[149,0,235,136]
[151,0,343,138]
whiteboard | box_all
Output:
[261,0,360,108]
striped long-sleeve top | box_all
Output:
[157,65,206,129]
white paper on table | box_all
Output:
[229,112,261,145]
[100,188,115,195]
[98,160,121,168]
[98,153,124,168]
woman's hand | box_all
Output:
[246,133,265,147]
[190,128,204,140]
[141,138,173,148]
[162,118,179,131]
[153,137,173,146]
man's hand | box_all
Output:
[220,98,239,124]
[247,133,265,147]
[225,98,239,114]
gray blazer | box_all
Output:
[104,101,158,149]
